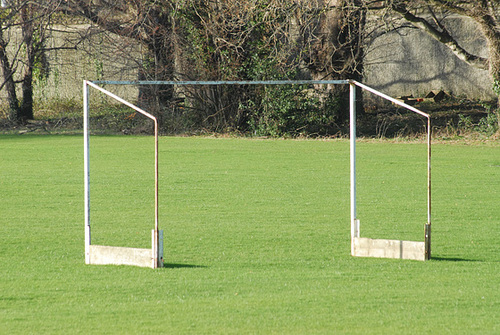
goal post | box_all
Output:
[83,79,432,265]
[83,80,163,269]
[349,80,431,261]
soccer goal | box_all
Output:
[83,79,431,266]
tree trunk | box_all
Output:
[137,35,175,127]
[0,29,21,122]
[488,47,500,132]
[308,0,365,124]
[19,12,35,122]
[132,7,176,127]
[7,4,37,123]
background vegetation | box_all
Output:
[2,1,499,137]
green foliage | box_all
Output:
[1,136,499,333]
[32,34,52,102]
[492,76,500,97]
[457,114,474,129]
[244,84,342,137]
[242,56,342,136]
[457,112,498,136]
[32,51,50,87]
[173,1,344,136]
[476,112,498,136]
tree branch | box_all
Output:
[391,3,488,70]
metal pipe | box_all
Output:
[350,80,432,260]
[349,80,430,118]
[92,79,349,86]
[83,81,91,264]
[426,117,432,260]
[349,82,357,246]
[85,81,157,121]
[85,79,433,262]
[154,121,159,267]
[427,117,431,227]
[154,120,159,233]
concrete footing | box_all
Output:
[86,230,163,268]
[352,237,426,261]
[88,245,153,267]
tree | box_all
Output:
[0,0,75,124]
[1,1,45,123]
[63,0,177,120]
[301,0,366,124]
[63,0,367,135]
[172,0,367,133]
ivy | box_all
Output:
[492,76,500,97]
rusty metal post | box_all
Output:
[425,117,432,260]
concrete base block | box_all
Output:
[352,237,426,261]
[88,245,153,268]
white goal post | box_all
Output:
[349,80,431,261]
[84,80,162,268]
[83,79,431,265]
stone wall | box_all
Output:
[0,24,139,107]
[364,15,495,100]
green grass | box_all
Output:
[1,135,499,334]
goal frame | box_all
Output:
[84,80,162,268]
[349,80,431,261]
[83,79,431,265]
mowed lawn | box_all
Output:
[1,135,499,334]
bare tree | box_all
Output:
[0,0,76,124]
[299,0,366,123]
[63,1,177,116]
[62,0,367,134]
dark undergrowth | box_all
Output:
[0,97,498,140]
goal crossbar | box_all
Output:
[83,79,431,264]
[91,79,349,86]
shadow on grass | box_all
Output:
[431,256,481,262]
[163,263,207,269]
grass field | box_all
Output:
[1,135,499,334]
